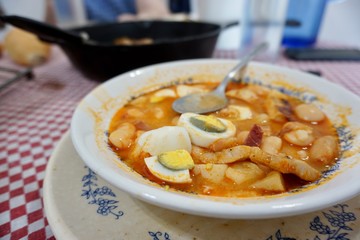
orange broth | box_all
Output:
[108,82,339,197]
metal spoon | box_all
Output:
[172,42,268,114]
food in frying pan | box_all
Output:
[108,81,339,197]
[113,37,154,46]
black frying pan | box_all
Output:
[0,16,300,81]
[0,15,223,81]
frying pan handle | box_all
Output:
[0,15,85,45]
[221,21,239,30]
[221,19,301,30]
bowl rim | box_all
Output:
[70,59,360,219]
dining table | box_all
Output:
[1,44,360,240]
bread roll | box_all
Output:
[3,27,51,66]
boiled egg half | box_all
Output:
[144,149,194,183]
[177,113,236,147]
[137,126,194,183]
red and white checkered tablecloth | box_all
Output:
[0,46,360,240]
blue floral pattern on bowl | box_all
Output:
[148,231,171,240]
[81,166,124,219]
[80,165,357,240]
[267,204,357,240]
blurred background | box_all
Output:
[0,0,359,68]
[0,0,359,49]
[189,0,360,50]
[318,0,359,47]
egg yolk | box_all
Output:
[190,115,226,133]
[158,149,194,170]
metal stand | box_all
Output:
[0,66,34,91]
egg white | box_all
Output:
[136,126,192,156]
[144,156,192,183]
[177,113,236,148]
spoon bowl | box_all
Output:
[171,92,227,114]
[172,42,268,114]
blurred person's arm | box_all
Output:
[118,0,170,21]
[45,0,57,24]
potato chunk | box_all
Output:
[109,123,136,149]
[250,171,286,192]
[176,85,208,97]
[193,164,228,183]
[150,89,176,103]
[225,162,265,185]
[310,136,339,165]
[226,88,258,102]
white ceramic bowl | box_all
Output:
[70,59,360,219]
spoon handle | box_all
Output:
[215,42,268,95]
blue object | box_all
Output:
[84,0,136,22]
[282,0,328,47]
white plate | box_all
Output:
[44,132,360,239]
[70,59,360,219]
